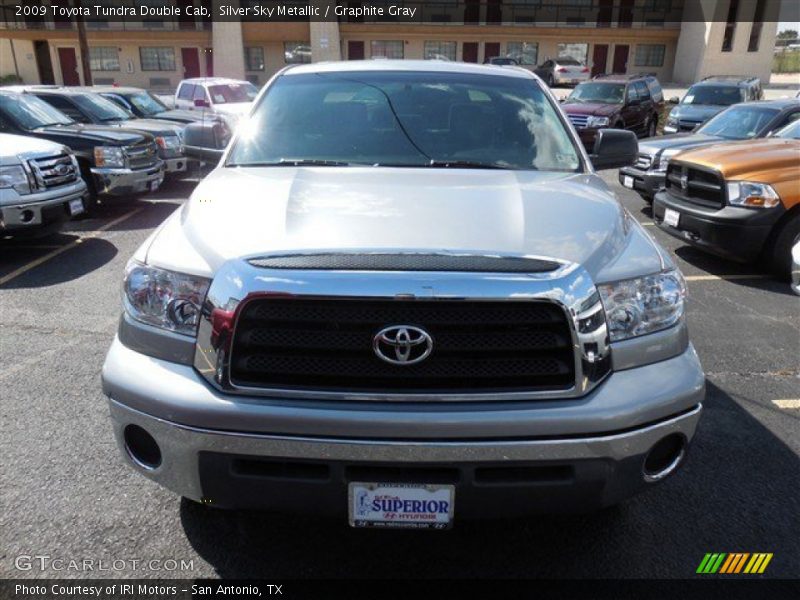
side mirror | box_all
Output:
[193,99,210,108]
[668,96,680,104]
[590,128,638,170]
[182,120,228,163]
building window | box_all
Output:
[748,0,766,52]
[284,42,311,64]
[505,42,538,65]
[424,41,456,61]
[140,47,176,71]
[557,43,588,64]
[245,47,265,71]
[89,47,120,71]
[370,40,404,59]
[634,44,665,67]
[721,0,739,52]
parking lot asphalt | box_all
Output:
[1,168,798,580]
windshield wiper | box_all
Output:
[427,160,509,170]
[229,159,352,167]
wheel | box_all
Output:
[647,118,657,138]
[77,159,101,214]
[768,216,800,281]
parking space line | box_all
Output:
[684,274,770,282]
[772,399,800,410]
[641,222,655,227]
[0,207,145,287]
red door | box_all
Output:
[484,42,500,63]
[181,48,200,78]
[58,48,79,86]
[348,41,365,60]
[462,42,478,63]
[612,45,629,74]
[592,44,608,77]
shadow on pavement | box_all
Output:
[178,380,799,579]
[0,236,117,289]
[674,247,794,296]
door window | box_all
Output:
[634,81,650,101]
[177,84,195,101]
[626,86,639,104]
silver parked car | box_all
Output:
[102,61,704,526]
[534,57,591,87]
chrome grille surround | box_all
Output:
[193,250,612,402]
[124,142,159,170]
[567,114,589,129]
[19,152,79,191]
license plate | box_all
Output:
[571,79,580,84]
[664,208,680,228]
[149,179,160,192]
[68,198,84,216]
[623,175,634,189]
[349,482,454,530]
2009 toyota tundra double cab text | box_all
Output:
[102,61,705,527]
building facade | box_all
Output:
[0,1,781,91]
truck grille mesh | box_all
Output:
[28,154,79,189]
[230,298,576,393]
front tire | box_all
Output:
[647,118,657,138]
[769,216,800,281]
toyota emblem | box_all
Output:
[373,326,433,366]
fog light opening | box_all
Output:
[124,424,162,470]
[20,210,35,223]
[643,433,686,483]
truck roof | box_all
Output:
[283,59,535,79]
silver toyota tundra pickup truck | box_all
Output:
[102,61,704,527]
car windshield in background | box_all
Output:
[556,58,582,66]
[682,85,743,106]
[775,118,800,139]
[74,93,132,122]
[228,71,581,171]
[698,106,779,139]
[208,83,259,104]
[567,82,624,104]
[126,92,168,116]
[0,93,73,129]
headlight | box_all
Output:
[597,270,686,342]
[656,148,681,172]
[155,135,182,151]
[123,261,211,336]
[726,181,781,208]
[94,146,125,168]
[587,116,610,128]
[0,165,32,195]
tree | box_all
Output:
[777,30,798,40]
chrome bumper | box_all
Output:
[163,157,193,174]
[1,180,87,231]
[109,398,702,503]
[91,161,165,196]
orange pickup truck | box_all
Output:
[653,119,800,278]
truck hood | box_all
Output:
[212,103,252,117]
[562,102,620,118]
[107,118,183,136]
[151,109,206,124]
[638,133,724,157]
[35,123,148,145]
[0,132,66,155]
[145,167,666,283]
[669,104,726,123]
[673,138,800,180]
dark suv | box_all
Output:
[561,74,664,149]
[664,76,762,134]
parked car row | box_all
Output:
[1,80,251,239]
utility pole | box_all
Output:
[74,0,92,85]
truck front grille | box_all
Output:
[665,162,725,208]
[28,154,79,189]
[567,114,589,128]
[124,142,159,170]
[229,298,576,394]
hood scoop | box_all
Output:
[248,251,565,273]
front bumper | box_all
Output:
[0,179,87,233]
[653,190,783,263]
[619,166,665,200]
[162,156,197,175]
[103,337,705,514]
[91,161,165,197]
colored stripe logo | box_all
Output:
[697,553,773,574]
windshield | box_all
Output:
[775,119,800,139]
[698,105,779,139]
[73,93,132,122]
[208,83,258,104]
[556,58,582,66]
[0,93,73,129]
[567,82,624,104]
[682,85,744,106]
[126,92,168,116]
[227,71,581,171]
